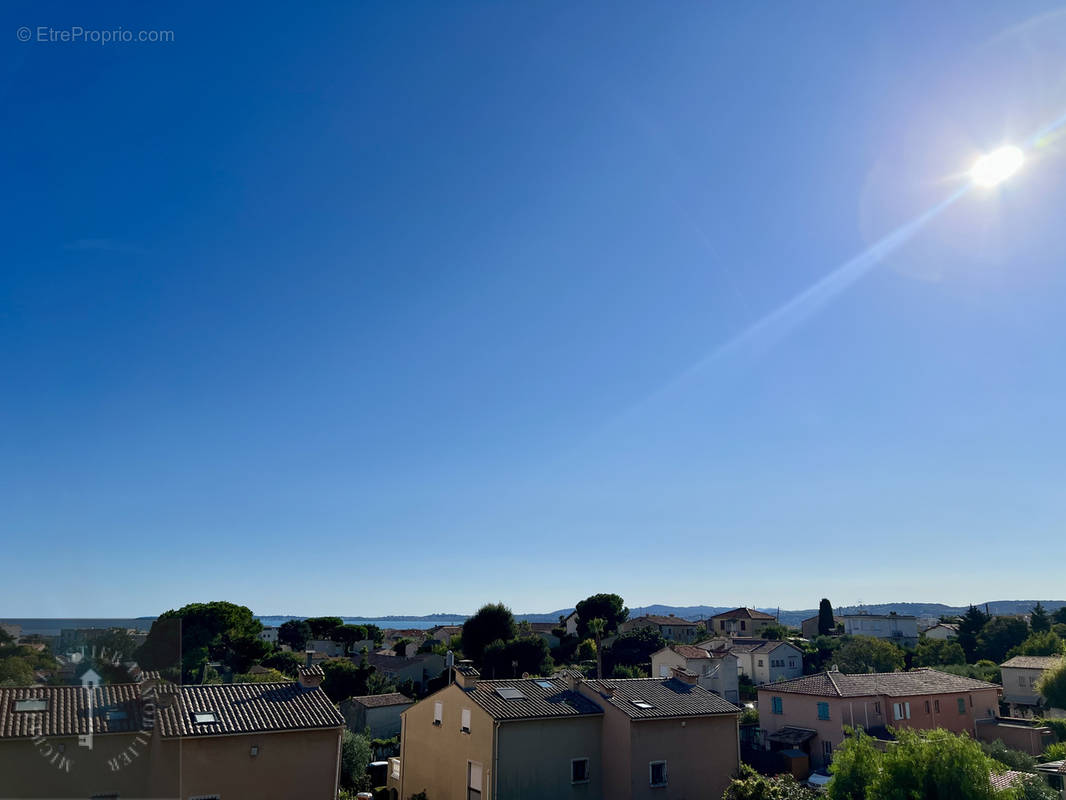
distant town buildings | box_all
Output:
[841,613,919,646]
[1000,654,1066,718]
[618,615,701,643]
[708,608,777,638]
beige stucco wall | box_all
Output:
[496,716,603,799]
[626,715,738,800]
[395,683,496,800]
[758,686,1000,768]
[1002,666,1043,707]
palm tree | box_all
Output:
[589,618,606,679]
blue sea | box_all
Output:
[2,616,462,636]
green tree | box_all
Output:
[305,617,344,640]
[835,636,904,674]
[915,638,966,667]
[461,603,517,666]
[339,729,373,791]
[1009,631,1065,658]
[723,763,818,800]
[827,728,880,800]
[333,624,370,649]
[322,658,374,702]
[262,650,303,677]
[605,627,665,673]
[574,594,628,639]
[958,606,991,663]
[137,601,268,683]
[393,638,412,657]
[1013,775,1060,800]
[278,619,312,651]
[819,599,836,637]
[871,728,1002,800]
[588,618,606,679]
[1053,607,1066,625]
[938,660,1001,684]
[1036,659,1066,710]
[1030,603,1052,634]
[976,617,1030,664]
[482,636,553,678]
[0,657,36,685]
[576,638,597,662]
[762,623,792,641]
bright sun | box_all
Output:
[970,145,1025,187]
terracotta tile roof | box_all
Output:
[989,770,1028,791]
[157,682,343,737]
[1001,655,1064,670]
[711,608,776,621]
[465,678,602,721]
[586,678,741,718]
[760,669,1000,698]
[671,645,713,660]
[347,692,413,709]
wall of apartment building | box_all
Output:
[0,731,170,799]
[495,715,603,799]
[625,715,738,800]
[886,689,999,736]
[1002,666,1043,707]
[753,645,803,685]
[161,727,342,800]
[396,684,496,800]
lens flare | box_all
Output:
[970,145,1024,186]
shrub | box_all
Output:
[979,739,1037,772]
[1039,741,1066,762]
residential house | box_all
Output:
[308,638,348,658]
[365,652,446,692]
[709,608,777,638]
[562,611,580,637]
[426,625,463,646]
[650,645,740,703]
[259,625,280,645]
[618,615,701,643]
[388,666,740,800]
[523,622,562,650]
[341,692,414,739]
[841,613,919,646]
[0,623,22,641]
[1001,655,1066,718]
[922,623,959,641]
[700,638,804,685]
[800,615,841,640]
[757,668,1001,768]
[0,666,344,799]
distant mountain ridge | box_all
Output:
[255,600,1065,630]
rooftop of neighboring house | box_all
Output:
[925,623,960,631]
[583,677,741,719]
[760,668,999,698]
[841,613,917,620]
[0,680,343,740]
[363,652,438,671]
[1000,655,1065,670]
[461,677,603,721]
[664,644,716,660]
[700,638,797,655]
[345,692,413,709]
[710,607,777,621]
[524,622,559,633]
[627,614,699,627]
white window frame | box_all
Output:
[461,708,471,734]
[433,702,442,726]
[649,760,668,788]
[468,760,483,791]
[571,757,590,784]
[893,702,911,720]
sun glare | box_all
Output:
[970,145,1025,187]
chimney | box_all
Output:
[670,666,699,685]
[830,664,839,673]
[305,649,314,668]
[564,670,584,692]
[298,664,325,690]
[599,683,616,698]
[453,663,480,689]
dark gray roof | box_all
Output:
[347,692,413,709]
[710,608,776,621]
[760,669,1000,698]
[157,683,343,737]
[586,678,741,719]
[1,681,343,739]
[465,678,601,721]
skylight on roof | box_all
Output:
[631,700,654,709]
[14,699,47,712]
[192,712,217,724]
[494,686,525,700]
[536,680,554,689]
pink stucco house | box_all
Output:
[757,668,1001,768]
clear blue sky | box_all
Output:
[3,2,1066,617]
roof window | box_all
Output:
[192,712,218,724]
[14,699,47,712]
[494,687,525,700]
